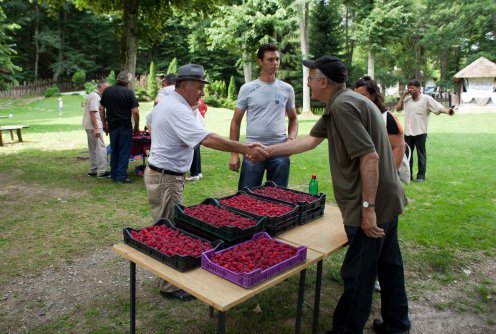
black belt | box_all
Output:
[148,164,184,176]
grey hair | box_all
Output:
[116,70,133,84]
[97,79,108,88]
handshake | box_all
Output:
[244,142,269,162]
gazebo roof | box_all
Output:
[454,56,496,78]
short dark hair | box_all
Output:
[407,79,421,88]
[354,76,387,113]
[164,73,177,85]
[257,43,279,60]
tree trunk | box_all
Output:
[368,47,375,79]
[300,1,311,115]
[242,47,252,83]
[440,50,448,82]
[414,33,422,80]
[121,0,139,86]
[34,4,39,81]
[53,7,65,81]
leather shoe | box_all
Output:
[373,319,409,334]
[160,289,193,302]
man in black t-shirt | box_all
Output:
[100,70,140,184]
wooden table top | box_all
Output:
[112,203,348,312]
[113,243,323,311]
[278,204,348,256]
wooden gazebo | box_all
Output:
[454,57,496,110]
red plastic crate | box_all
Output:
[201,232,307,288]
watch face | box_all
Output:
[362,201,369,208]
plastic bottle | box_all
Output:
[309,174,318,195]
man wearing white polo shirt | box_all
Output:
[145,64,268,301]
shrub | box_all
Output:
[84,80,98,94]
[148,61,158,98]
[167,58,178,74]
[211,80,227,98]
[45,85,61,97]
[107,70,116,86]
[134,86,150,102]
[227,75,237,101]
[72,70,86,90]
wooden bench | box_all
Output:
[0,125,30,146]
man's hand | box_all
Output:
[229,153,240,172]
[93,128,101,138]
[133,128,140,136]
[102,125,109,135]
[361,208,385,238]
[245,143,268,162]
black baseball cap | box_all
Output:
[303,56,348,83]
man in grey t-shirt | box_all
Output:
[229,43,298,189]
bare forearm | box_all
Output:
[202,133,248,155]
[287,118,298,140]
[268,135,323,156]
[360,152,379,204]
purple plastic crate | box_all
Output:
[201,232,307,288]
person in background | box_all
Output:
[186,98,207,181]
[83,79,110,178]
[154,73,177,105]
[266,56,410,334]
[354,76,406,293]
[354,76,405,169]
[145,64,267,301]
[100,70,140,184]
[395,79,454,182]
[229,43,298,189]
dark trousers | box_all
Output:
[190,146,202,176]
[109,125,132,181]
[405,133,427,179]
[332,217,410,334]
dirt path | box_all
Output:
[1,248,494,333]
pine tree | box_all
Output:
[309,0,343,58]
[148,61,158,98]
[167,58,178,74]
[227,75,237,101]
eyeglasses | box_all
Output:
[307,76,323,83]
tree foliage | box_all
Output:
[147,61,158,98]
[0,4,21,89]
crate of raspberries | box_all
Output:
[201,232,307,288]
[123,219,222,272]
[245,181,326,225]
[217,191,300,236]
[175,198,266,245]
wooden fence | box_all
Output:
[0,73,107,99]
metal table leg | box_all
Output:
[217,311,226,334]
[130,261,136,334]
[312,260,323,334]
[295,269,307,334]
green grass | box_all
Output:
[1,96,495,332]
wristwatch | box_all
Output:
[362,200,375,208]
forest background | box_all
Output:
[1,0,495,111]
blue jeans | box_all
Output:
[109,125,132,181]
[332,217,410,334]
[238,155,290,190]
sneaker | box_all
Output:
[87,172,97,177]
[198,173,203,179]
[114,178,134,184]
[97,171,111,178]
[185,175,200,181]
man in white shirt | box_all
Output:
[395,79,454,182]
[145,64,268,301]
[82,80,109,177]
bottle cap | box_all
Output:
[312,174,316,178]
